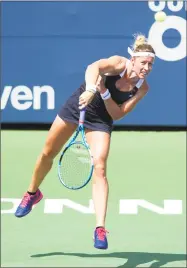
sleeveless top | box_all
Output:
[104,69,144,105]
[83,62,144,124]
[59,61,144,133]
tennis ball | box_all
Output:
[154,11,167,22]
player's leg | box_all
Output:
[85,129,111,249]
[15,115,77,218]
[28,115,76,192]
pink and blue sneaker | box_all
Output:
[94,227,109,249]
[15,189,43,218]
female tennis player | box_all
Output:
[15,34,155,250]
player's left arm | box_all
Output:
[104,80,149,121]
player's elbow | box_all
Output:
[112,111,125,121]
[117,106,135,120]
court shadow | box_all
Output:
[31,251,187,267]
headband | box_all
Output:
[128,47,155,58]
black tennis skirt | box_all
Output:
[58,83,113,134]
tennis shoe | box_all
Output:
[15,189,43,218]
[94,227,109,249]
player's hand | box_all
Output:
[79,90,95,109]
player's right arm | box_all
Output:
[85,56,127,88]
[79,56,127,110]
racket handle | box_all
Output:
[79,108,86,125]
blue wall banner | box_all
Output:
[1,1,186,126]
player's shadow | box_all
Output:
[31,251,187,267]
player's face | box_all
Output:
[131,56,154,79]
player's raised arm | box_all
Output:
[85,56,127,91]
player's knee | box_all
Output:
[94,160,106,178]
[42,144,56,161]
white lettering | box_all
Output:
[167,1,184,12]
[1,198,22,214]
[0,85,55,110]
[11,86,33,110]
[119,199,182,214]
[1,198,183,215]
[0,86,12,109]
[44,199,95,214]
[148,1,166,12]
[33,86,55,110]
[148,1,185,12]
[148,16,186,61]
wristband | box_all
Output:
[86,84,97,94]
[100,89,111,100]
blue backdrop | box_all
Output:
[1,1,186,126]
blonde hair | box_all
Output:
[132,33,155,54]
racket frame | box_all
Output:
[58,109,94,190]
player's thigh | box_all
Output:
[43,115,77,158]
[85,130,111,166]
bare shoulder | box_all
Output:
[108,55,128,68]
[101,55,128,75]
[107,55,127,62]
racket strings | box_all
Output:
[59,143,92,188]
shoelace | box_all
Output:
[96,228,109,241]
[20,193,32,207]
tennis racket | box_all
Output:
[58,108,94,190]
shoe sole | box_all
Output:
[15,194,43,218]
[94,245,108,250]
